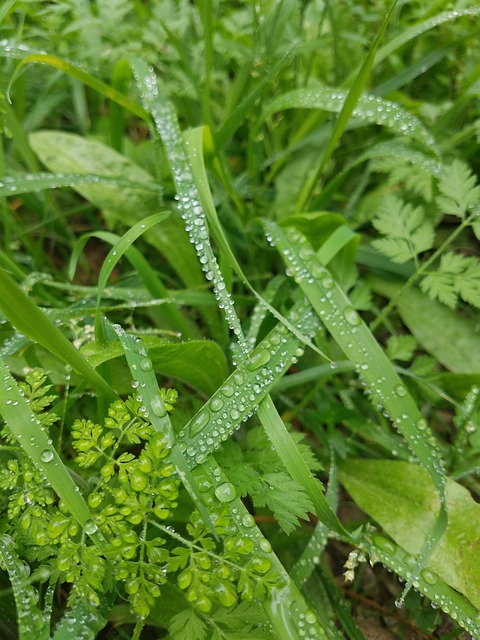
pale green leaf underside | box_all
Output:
[369,278,480,374]
[339,460,480,609]
[28,131,162,217]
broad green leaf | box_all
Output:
[339,460,480,608]
[28,131,162,218]
[82,337,227,397]
[369,278,480,374]
[29,129,209,297]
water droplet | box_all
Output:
[84,520,98,535]
[259,539,272,553]
[214,482,237,502]
[242,514,255,528]
[140,358,153,372]
[247,350,271,371]
[343,306,361,326]
[189,411,209,436]
[151,396,167,417]
[210,397,224,412]
[221,384,234,397]
[40,450,54,463]
[421,569,437,585]
[394,384,407,397]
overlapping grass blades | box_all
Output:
[264,220,448,603]
[0,267,117,401]
[0,359,105,546]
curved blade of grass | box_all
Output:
[373,7,480,68]
[185,125,329,361]
[93,212,171,341]
[294,0,398,213]
[110,322,218,538]
[130,57,248,355]
[264,220,447,599]
[0,267,116,400]
[69,228,196,340]
[8,53,147,120]
[0,173,161,197]
[177,297,346,536]
[0,534,49,640]
[0,358,106,545]
[363,533,480,638]
[262,87,435,152]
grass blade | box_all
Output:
[92,212,171,341]
[110,323,218,537]
[265,221,447,597]
[0,268,116,400]
[69,230,197,340]
[295,0,398,212]
[0,359,101,539]
[0,535,49,640]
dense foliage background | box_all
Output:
[0,1,479,639]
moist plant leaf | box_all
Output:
[252,472,314,535]
[81,337,227,397]
[169,608,207,640]
[28,131,162,217]
[420,252,480,309]
[369,277,480,373]
[386,335,417,362]
[372,195,434,264]
[436,159,480,219]
[339,459,480,608]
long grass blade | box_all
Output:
[264,221,447,597]
[295,0,398,213]
[0,359,103,544]
[0,268,116,400]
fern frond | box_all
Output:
[420,252,480,309]
[436,159,480,219]
[372,195,434,264]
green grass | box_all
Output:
[1,1,480,639]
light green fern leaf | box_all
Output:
[420,252,480,309]
[436,159,480,219]
[372,195,434,264]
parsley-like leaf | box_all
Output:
[372,195,434,264]
[386,335,417,362]
[169,608,207,640]
[420,252,480,309]
[251,472,314,534]
[436,159,480,219]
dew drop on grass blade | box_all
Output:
[264,220,448,598]
[110,322,218,537]
[129,57,248,356]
